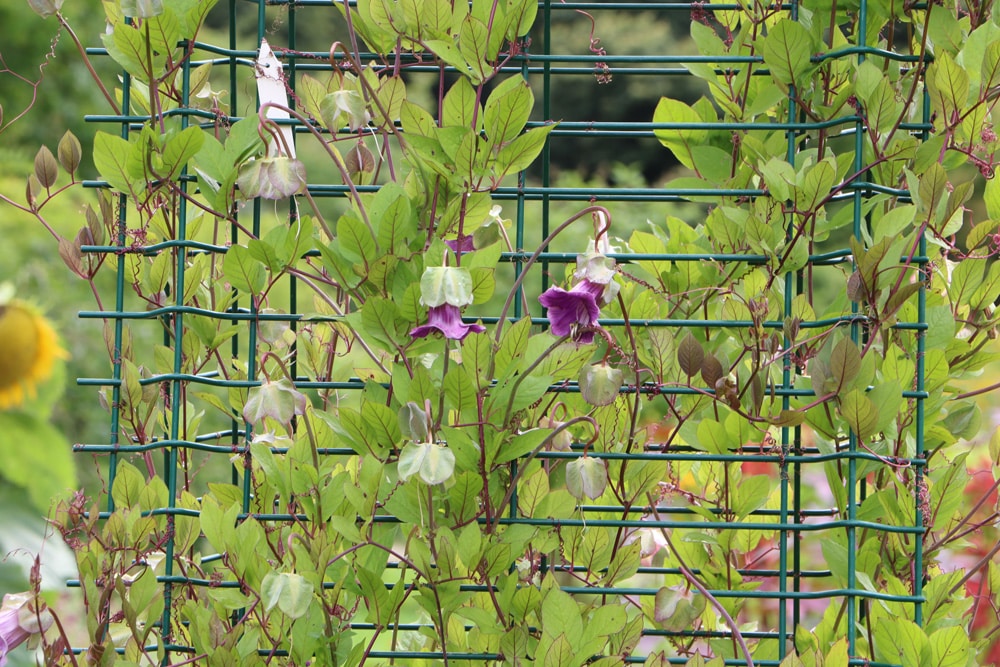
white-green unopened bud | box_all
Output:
[419,266,474,308]
[579,362,623,406]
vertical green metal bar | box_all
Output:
[778,0,801,656]
[288,3,299,388]
[507,11,537,525]
[913,80,931,629]
[540,0,552,296]
[239,0,267,511]
[847,0,869,655]
[160,48,194,662]
[107,62,134,512]
[229,0,243,492]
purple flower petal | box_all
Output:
[444,235,476,253]
[538,281,603,338]
[410,304,486,341]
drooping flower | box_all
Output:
[0,292,68,410]
[0,592,53,666]
[410,304,485,341]
[538,279,605,343]
[410,267,485,341]
[622,515,670,559]
[242,378,309,426]
[538,242,620,344]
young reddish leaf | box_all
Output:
[57,131,82,176]
[34,146,58,189]
[677,332,704,378]
[700,352,724,388]
[829,337,861,389]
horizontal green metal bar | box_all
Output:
[77,496,901,525]
[67,572,923,604]
[74,439,929,473]
[247,0,780,9]
[546,564,833,579]
[536,450,926,465]
[93,38,921,64]
[80,178,915,202]
[496,517,924,534]
[78,308,927,334]
[72,440,926,469]
[82,107,928,135]
[559,586,923,603]
[78,245,927,274]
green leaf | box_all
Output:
[458,15,490,83]
[448,472,483,523]
[867,381,902,436]
[426,38,472,79]
[733,475,772,518]
[336,212,377,268]
[223,245,267,294]
[485,75,533,144]
[984,177,1000,221]
[442,77,480,129]
[93,131,139,193]
[147,7,180,59]
[760,158,796,201]
[112,460,145,510]
[495,316,531,376]
[877,617,930,667]
[373,75,406,129]
[928,626,968,667]
[161,126,205,179]
[761,19,816,88]
[926,52,969,123]
[829,337,861,389]
[839,389,878,440]
[653,97,707,169]
[494,428,550,465]
[362,400,402,450]
[444,366,478,418]
[102,24,156,80]
[982,39,1000,91]
[496,124,557,175]
[695,418,730,454]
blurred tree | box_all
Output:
[0,2,112,170]
[535,8,705,181]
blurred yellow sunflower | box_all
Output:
[0,292,68,410]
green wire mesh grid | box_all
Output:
[72,0,933,665]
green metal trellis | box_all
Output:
[73,1,931,665]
